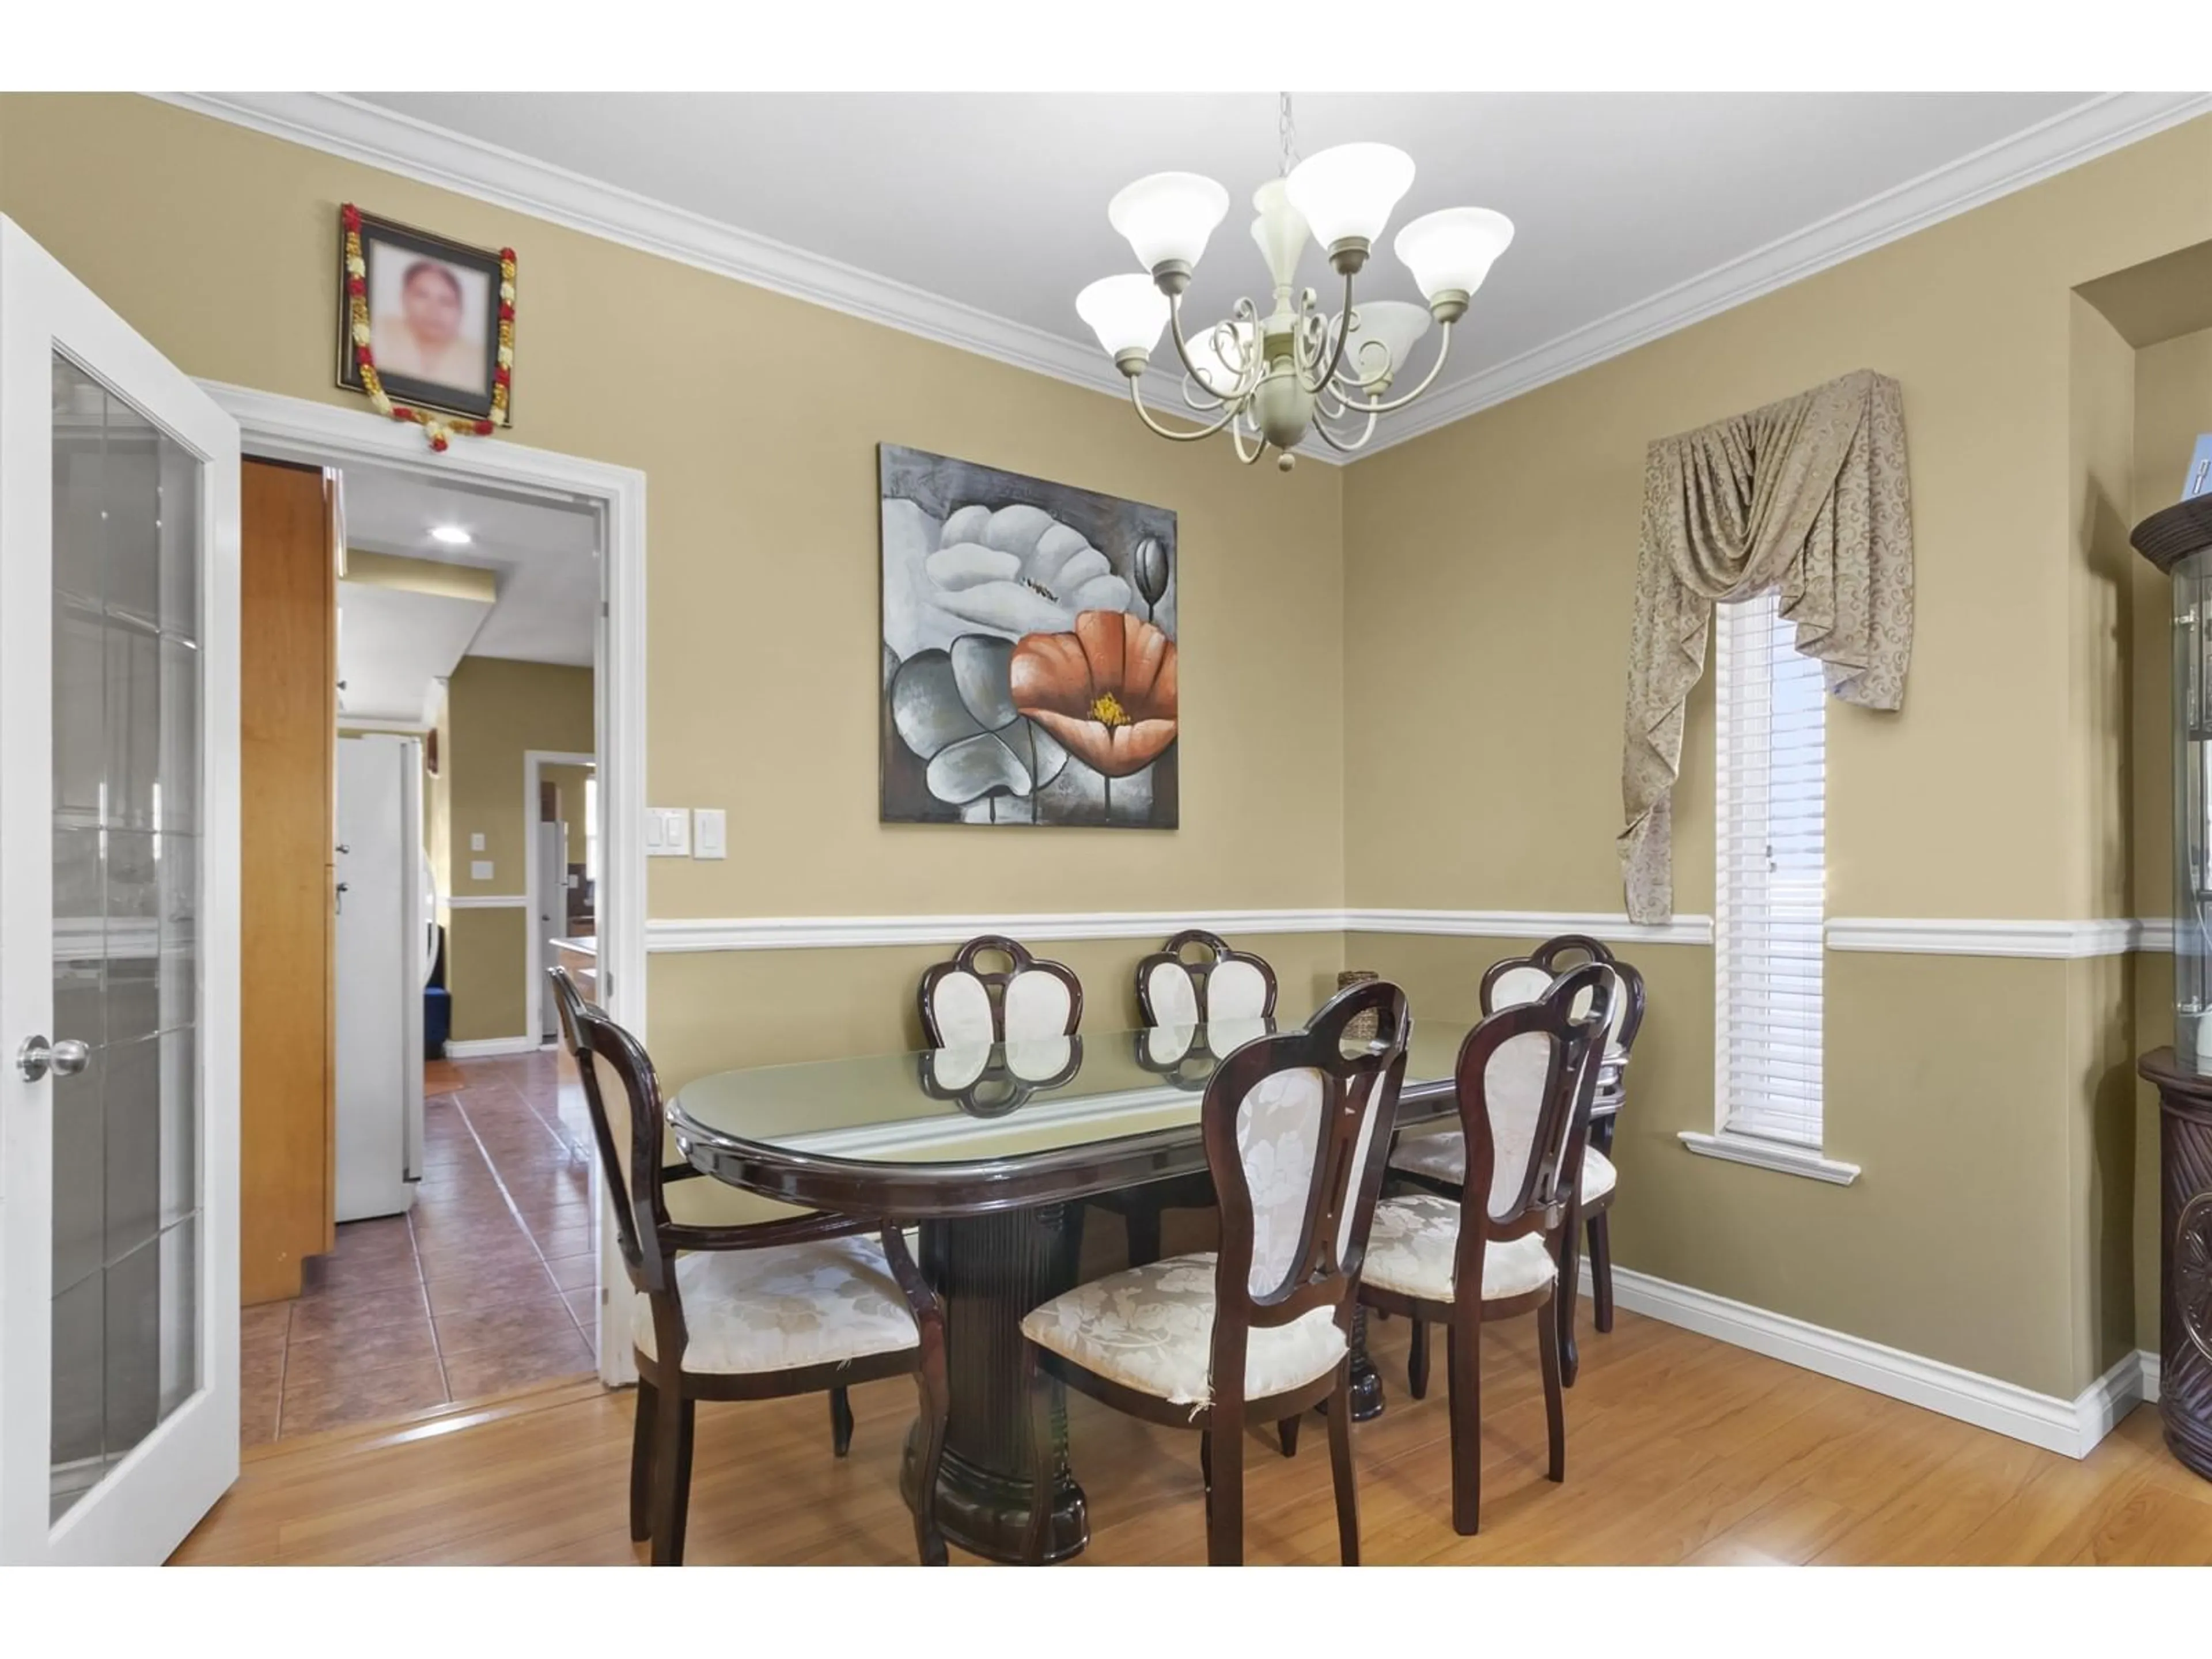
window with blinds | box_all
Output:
[1714,589,1825,1147]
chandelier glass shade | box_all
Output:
[1078,133,1513,470]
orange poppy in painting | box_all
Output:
[1010,611,1179,779]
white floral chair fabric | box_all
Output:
[1020,978,1411,1567]
[632,1236,922,1374]
[1358,963,1614,1537]
[917,934,1082,1047]
[548,968,949,1569]
[1019,1253,1346,1407]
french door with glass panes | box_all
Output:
[0,217,241,1563]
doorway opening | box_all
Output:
[222,387,644,1445]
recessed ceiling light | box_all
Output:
[429,525,472,546]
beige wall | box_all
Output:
[1339,117,2212,1396]
[0,89,1349,1057]
[14,93,2212,1392]
[443,656,593,1039]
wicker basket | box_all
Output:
[1337,968,1379,1040]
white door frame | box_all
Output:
[523,748,595,1044]
[0,217,243,1562]
[198,381,645,1387]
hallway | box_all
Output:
[240,1051,600,1443]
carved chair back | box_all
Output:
[1136,929,1280,1028]
[1450,963,1613,1301]
[1200,977,1410,1408]
[1480,934,1647,1078]
[918,934,1084,1046]
[548,967,864,1360]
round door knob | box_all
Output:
[17,1035,89,1082]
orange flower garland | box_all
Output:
[342,203,512,452]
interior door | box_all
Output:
[0,217,242,1563]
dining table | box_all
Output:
[668,1007,1573,1563]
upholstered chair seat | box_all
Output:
[1361,1192,1558,1304]
[1020,1252,1347,1407]
[632,1237,922,1375]
[1389,1133,1617,1205]
[1020,979,1411,1566]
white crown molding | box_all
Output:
[155,93,2212,467]
[1357,92,2212,455]
[154,93,1336,465]
[442,1035,542,1058]
[1826,916,2147,958]
[1343,907,1713,948]
[1595,1263,2147,1460]
[446,893,528,910]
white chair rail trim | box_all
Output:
[642,908,1716,953]
[1582,1261,2153,1460]
[637,910,2184,956]
[446,894,529,910]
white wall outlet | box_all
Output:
[470,832,486,851]
[692,808,726,859]
[647,806,690,857]
[470,859,494,880]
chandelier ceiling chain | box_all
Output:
[1075,109,1514,471]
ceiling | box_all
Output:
[336,460,599,722]
[332,90,2130,443]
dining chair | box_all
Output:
[1104,930,1284,1271]
[916,933,1083,1046]
[1017,978,1410,1566]
[548,967,951,1567]
[1359,963,1613,1535]
[1388,934,1645,1384]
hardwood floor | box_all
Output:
[175,1301,2212,1565]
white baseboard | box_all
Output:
[442,1035,543,1059]
[1585,1262,2150,1459]
[2142,1350,2162,1404]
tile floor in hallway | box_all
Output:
[240,1050,602,1444]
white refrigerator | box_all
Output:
[335,734,429,1221]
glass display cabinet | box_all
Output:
[2133,493,2212,1483]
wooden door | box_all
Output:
[238,457,336,1304]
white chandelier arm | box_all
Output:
[1297,271,1361,393]
[1229,404,1268,465]
[1180,372,1230,413]
[1127,374,1248,442]
[1327,321,1457,415]
[1165,294,1263,401]
[1329,334,1397,395]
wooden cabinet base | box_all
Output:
[2141,1047,2212,1482]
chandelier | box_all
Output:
[1075,96,1512,471]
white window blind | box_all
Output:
[1714,590,1825,1147]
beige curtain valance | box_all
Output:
[1619,368,1913,922]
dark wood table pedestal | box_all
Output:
[896,1205,1090,1562]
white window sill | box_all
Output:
[1679,1130,1860,1186]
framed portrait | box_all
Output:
[336,210,510,425]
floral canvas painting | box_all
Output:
[880,445,1178,828]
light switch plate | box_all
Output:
[470,859,494,880]
[692,808,726,859]
[470,832,486,852]
[647,807,690,857]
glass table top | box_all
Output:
[669,1016,1472,1171]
